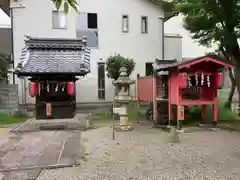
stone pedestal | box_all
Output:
[114,106,133,131]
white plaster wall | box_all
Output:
[164,34,182,61]
[77,0,164,102]
[11,0,167,103]
[11,0,78,104]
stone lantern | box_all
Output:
[113,67,135,131]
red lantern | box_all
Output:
[67,82,74,95]
[178,73,186,89]
[216,72,221,88]
[29,82,37,97]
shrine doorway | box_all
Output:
[30,75,77,120]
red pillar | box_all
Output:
[212,101,218,123]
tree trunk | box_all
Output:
[235,68,240,116]
[225,68,236,109]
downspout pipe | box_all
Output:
[10,4,26,84]
[10,8,15,84]
[160,12,179,60]
[159,17,165,60]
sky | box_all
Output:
[164,15,217,58]
[0,9,10,26]
[0,9,215,57]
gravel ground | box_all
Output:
[37,122,240,180]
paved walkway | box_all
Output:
[0,130,81,180]
[37,122,240,180]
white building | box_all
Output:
[1,0,182,103]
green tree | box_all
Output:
[0,52,11,83]
[174,0,240,110]
[106,54,136,81]
[52,0,79,14]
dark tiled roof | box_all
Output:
[152,59,177,75]
[154,55,235,72]
[15,36,91,75]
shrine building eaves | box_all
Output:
[154,55,235,72]
[15,36,91,76]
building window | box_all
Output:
[141,16,148,33]
[145,62,153,76]
[76,12,98,48]
[52,11,67,29]
[98,63,105,100]
[87,13,98,29]
[122,15,129,32]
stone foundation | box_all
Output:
[11,114,93,132]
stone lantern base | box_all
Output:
[115,115,134,131]
[115,125,134,131]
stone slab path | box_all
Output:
[0,130,81,180]
[37,122,240,180]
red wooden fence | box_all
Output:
[136,75,158,121]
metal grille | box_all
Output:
[98,63,105,100]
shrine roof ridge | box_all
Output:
[24,35,88,49]
[154,55,235,71]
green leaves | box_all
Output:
[53,0,79,14]
[177,0,231,46]
[55,0,61,10]
[106,54,136,80]
[64,1,69,14]
[0,52,10,79]
[67,0,79,13]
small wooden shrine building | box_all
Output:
[15,36,91,120]
[154,55,235,128]
[136,55,235,129]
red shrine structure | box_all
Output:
[136,55,235,129]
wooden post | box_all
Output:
[201,105,207,123]
[168,72,172,125]
[112,123,115,139]
[46,103,52,117]
[152,71,158,123]
[212,101,218,125]
[136,74,140,119]
[177,105,184,130]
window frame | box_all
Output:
[122,14,129,33]
[87,13,98,29]
[76,12,99,49]
[52,10,67,29]
[145,62,153,76]
[141,16,148,34]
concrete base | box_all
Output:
[167,126,180,143]
[11,114,93,132]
